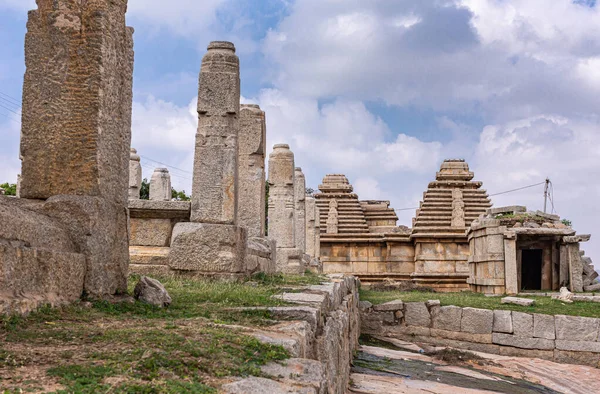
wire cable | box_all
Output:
[140,155,192,175]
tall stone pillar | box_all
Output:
[294,167,307,253]
[150,168,171,201]
[306,197,317,258]
[237,104,266,238]
[327,200,339,234]
[16,0,134,296]
[268,144,303,273]
[169,41,247,276]
[129,148,142,199]
[190,41,240,224]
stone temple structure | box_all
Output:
[0,0,134,313]
[128,42,275,277]
[316,160,492,291]
[468,206,595,294]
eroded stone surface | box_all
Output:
[20,0,134,206]
[149,168,171,201]
[432,305,462,331]
[129,148,142,199]
[555,315,600,341]
[133,276,171,308]
[493,310,513,334]
[295,168,307,253]
[191,41,240,224]
[404,302,431,327]
[237,104,266,238]
[169,222,247,273]
[512,312,533,337]
[461,308,493,334]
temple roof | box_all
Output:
[412,160,492,239]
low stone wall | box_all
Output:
[222,275,360,394]
[361,299,600,368]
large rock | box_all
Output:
[221,377,316,394]
[169,222,247,274]
[134,276,171,308]
[501,296,535,306]
[461,308,493,334]
[261,358,325,393]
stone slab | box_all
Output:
[501,296,535,306]
[373,299,404,312]
[555,340,600,353]
[461,307,493,334]
[404,302,431,327]
[492,333,555,350]
[512,312,533,337]
[431,305,462,332]
[533,314,556,340]
[555,315,600,341]
[129,218,172,247]
[430,328,492,344]
[493,310,513,334]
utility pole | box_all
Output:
[543,178,550,213]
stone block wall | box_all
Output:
[222,275,360,394]
[361,300,600,367]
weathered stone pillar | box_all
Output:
[314,204,321,259]
[190,41,240,224]
[504,232,518,295]
[169,41,247,276]
[294,167,307,253]
[237,104,266,238]
[129,148,142,199]
[306,197,317,258]
[451,188,465,228]
[20,0,134,206]
[268,144,302,273]
[150,168,171,201]
[15,0,134,297]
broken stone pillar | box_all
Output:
[294,167,307,253]
[169,41,247,277]
[268,144,303,273]
[326,199,339,234]
[129,148,142,199]
[150,168,171,201]
[7,0,134,298]
[237,104,266,238]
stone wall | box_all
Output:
[361,300,600,368]
[222,275,360,394]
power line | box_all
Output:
[0,102,19,115]
[140,161,192,181]
[0,96,20,110]
[489,181,546,197]
[140,155,192,175]
[0,91,21,107]
[394,180,547,213]
[0,111,20,124]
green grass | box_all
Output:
[0,275,310,393]
[360,289,600,318]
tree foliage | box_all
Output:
[0,183,17,196]
[140,178,150,200]
[172,188,190,201]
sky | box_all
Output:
[0,0,599,258]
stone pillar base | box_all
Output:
[246,237,276,274]
[169,223,247,274]
[276,248,304,274]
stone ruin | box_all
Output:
[468,206,595,294]
[0,0,134,313]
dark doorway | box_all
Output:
[521,249,543,290]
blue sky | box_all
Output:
[1,0,600,257]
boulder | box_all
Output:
[134,276,172,308]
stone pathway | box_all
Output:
[350,339,600,393]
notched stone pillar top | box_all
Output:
[198,41,240,116]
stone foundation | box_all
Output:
[361,300,600,368]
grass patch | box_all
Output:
[360,289,600,318]
[0,275,305,392]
